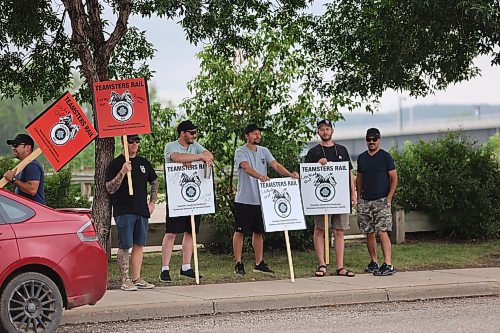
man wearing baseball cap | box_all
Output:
[4,133,45,204]
[232,123,299,275]
[160,120,214,283]
[356,128,398,276]
[305,119,356,277]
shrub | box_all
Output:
[392,132,500,239]
[44,168,91,208]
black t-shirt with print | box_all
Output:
[105,155,157,217]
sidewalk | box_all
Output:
[61,267,499,325]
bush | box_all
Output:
[44,168,91,208]
[392,132,500,239]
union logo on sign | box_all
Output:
[50,115,80,146]
[313,173,337,202]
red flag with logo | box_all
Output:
[26,92,98,171]
[93,77,152,138]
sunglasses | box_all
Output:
[366,137,379,143]
[185,130,197,135]
[11,143,26,148]
[127,138,141,144]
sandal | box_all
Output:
[315,265,327,277]
[336,267,355,277]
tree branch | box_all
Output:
[104,0,132,61]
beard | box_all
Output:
[251,138,261,145]
[320,134,332,142]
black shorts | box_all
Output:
[233,202,264,234]
[165,207,201,234]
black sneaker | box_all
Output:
[253,261,274,274]
[373,262,395,276]
[365,260,380,273]
[159,269,171,283]
[180,268,203,280]
[234,262,245,275]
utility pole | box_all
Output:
[398,96,406,132]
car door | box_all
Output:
[0,220,19,279]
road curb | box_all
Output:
[61,281,499,326]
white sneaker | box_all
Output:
[133,278,155,289]
[121,279,138,291]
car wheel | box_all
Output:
[0,272,63,333]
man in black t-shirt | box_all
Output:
[305,119,356,278]
[356,128,398,276]
[105,134,158,291]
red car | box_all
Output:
[0,189,108,333]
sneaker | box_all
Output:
[365,260,380,273]
[133,278,155,289]
[234,262,245,275]
[121,279,138,291]
[373,262,395,276]
[159,269,172,283]
[180,268,203,280]
[253,261,274,274]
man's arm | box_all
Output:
[170,151,213,164]
[386,169,398,203]
[14,179,39,196]
[356,172,363,201]
[105,161,130,194]
[4,167,40,196]
[270,160,299,179]
[350,170,357,206]
[240,161,269,182]
[148,178,159,214]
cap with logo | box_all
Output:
[177,120,198,133]
[366,128,381,138]
[244,123,264,134]
[6,134,35,147]
[317,119,334,129]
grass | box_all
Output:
[108,239,500,288]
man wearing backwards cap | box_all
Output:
[160,120,214,283]
[106,134,158,291]
[232,123,299,275]
[4,133,45,204]
[356,128,398,276]
[305,119,356,277]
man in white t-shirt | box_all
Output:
[160,120,214,283]
[232,123,299,275]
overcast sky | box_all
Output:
[127,4,500,114]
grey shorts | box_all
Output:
[357,197,393,234]
[314,214,350,231]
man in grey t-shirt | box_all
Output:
[232,123,299,275]
[160,120,214,283]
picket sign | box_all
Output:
[191,215,200,284]
[324,214,330,264]
[122,135,133,195]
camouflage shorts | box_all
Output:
[357,197,392,234]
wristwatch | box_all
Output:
[10,176,17,183]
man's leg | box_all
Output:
[333,228,345,269]
[252,232,264,264]
[117,248,131,282]
[130,244,144,281]
[366,232,378,262]
[233,232,244,263]
[182,231,193,265]
[313,226,326,266]
[378,231,392,265]
[161,233,176,266]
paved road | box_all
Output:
[58,296,500,333]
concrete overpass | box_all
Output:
[306,117,500,160]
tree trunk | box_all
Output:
[92,137,114,253]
